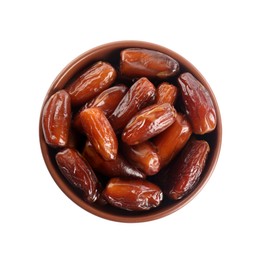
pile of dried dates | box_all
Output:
[42,48,217,211]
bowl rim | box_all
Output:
[39,40,222,223]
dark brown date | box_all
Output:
[155,82,178,105]
[82,141,146,179]
[153,113,192,168]
[178,72,217,134]
[55,148,100,203]
[162,139,210,200]
[109,77,156,132]
[122,141,160,176]
[103,177,163,211]
[122,103,176,145]
[120,48,179,79]
[42,90,71,147]
[66,61,116,106]
[80,107,118,160]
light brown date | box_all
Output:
[153,113,192,168]
[82,141,146,179]
[162,139,210,200]
[66,61,116,106]
[120,48,179,79]
[102,177,163,211]
[72,85,128,133]
[42,90,71,147]
[122,141,160,176]
[55,148,100,203]
[178,72,217,134]
[80,107,118,161]
[155,82,178,105]
[109,77,156,132]
[122,103,177,145]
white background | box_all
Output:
[1,0,259,259]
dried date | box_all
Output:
[66,61,116,106]
[56,148,100,203]
[80,107,118,160]
[103,177,163,211]
[122,103,176,145]
[162,139,210,200]
[41,90,71,147]
[153,113,192,168]
[122,141,160,176]
[120,48,179,79]
[87,84,128,116]
[178,72,217,134]
[155,82,178,105]
[72,85,128,133]
[109,77,156,132]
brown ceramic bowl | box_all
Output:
[39,41,222,222]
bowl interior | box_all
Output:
[39,41,222,223]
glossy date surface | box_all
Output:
[109,77,156,132]
[80,107,118,161]
[122,103,176,145]
[72,85,128,133]
[56,148,100,203]
[162,139,210,200]
[120,48,179,79]
[66,61,116,106]
[122,141,160,176]
[42,90,71,147]
[155,82,178,105]
[83,141,145,179]
[87,85,128,117]
[153,113,192,168]
[103,177,163,211]
[178,72,217,134]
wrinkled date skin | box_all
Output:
[103,178,163,211]
[109,77,156,132]
[178,72,217,134]
[55,148,100,203]
[153,113,192,168]
[122,141,160,176]
[83,141,145,179]
[42,90,71,147]
[122,103,177,145]
[163,139,210,200]
[120,48,180,79]
[80,107,118,161]
[66,61,117,106]
[72,85,128,133]
[155,82,178,105]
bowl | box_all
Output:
[39,40,222,222]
